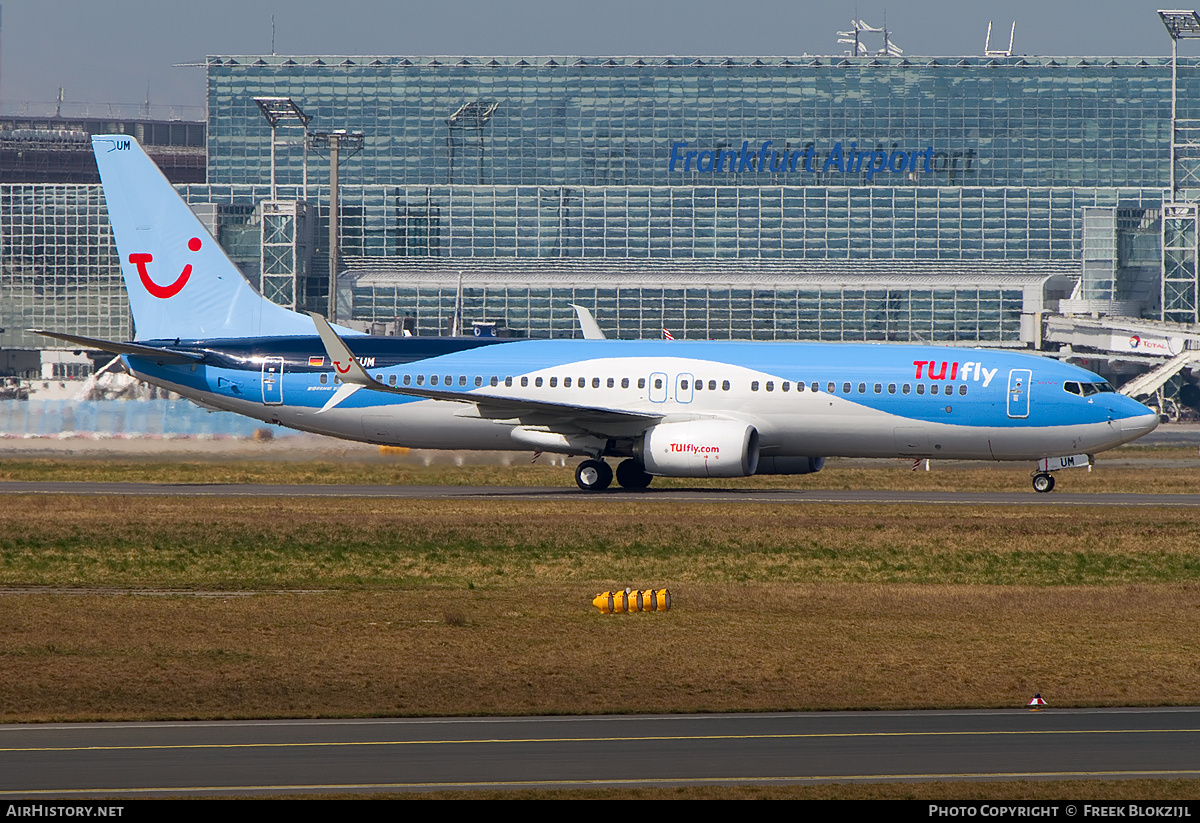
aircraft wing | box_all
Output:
[32,330,205,364]
[307,313,659,428]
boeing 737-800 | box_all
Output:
[38,135,1160,492]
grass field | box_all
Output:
[2,451,1200,797]
[1,442,1199,492]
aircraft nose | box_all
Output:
[1118,408,1159,440]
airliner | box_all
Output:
[39,135,1160,493]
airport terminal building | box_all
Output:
[5,50,1200,366]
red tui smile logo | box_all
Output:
[129,237,201,298]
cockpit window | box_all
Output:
[1065,380,1115,396]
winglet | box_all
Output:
[570,304,607,340]
[308,312,376,386]
[308,312,381,412]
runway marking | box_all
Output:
[4,726,1199,754]
[4,770,1200,795]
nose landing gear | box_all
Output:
[1031,472,1056,494]
[1031,453,1091,493]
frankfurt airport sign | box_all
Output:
[668,140,977,181]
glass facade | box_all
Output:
[206,56,1191,191]
[3,55,1194,351]
[0,185,127,347]
[349,276,1033,343]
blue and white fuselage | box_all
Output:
[123,334,1157,472]
[45,135,1158,492]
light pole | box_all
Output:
[308,130,364,322]
[253,97,312,201]
[1158,11,1200,323]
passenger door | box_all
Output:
[1007,369,1031,419]
[262,357,284,405]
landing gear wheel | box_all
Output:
[575,459,613,492]
[615,459,653,489]
[1032,472,1055,494]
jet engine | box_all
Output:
[755,456,826,475]
[640,420,760,477]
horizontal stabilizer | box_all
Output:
[32,330,205,363]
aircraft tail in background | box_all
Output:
[91,134,322,341]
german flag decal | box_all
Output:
[309,356,324,367]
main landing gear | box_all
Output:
[615,458,653,489]
[575,459,612,491]
[574,458,654,491]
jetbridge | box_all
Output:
[1043,314,1200,410]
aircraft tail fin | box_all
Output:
[92,134,320,341]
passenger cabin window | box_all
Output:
[319,373,328,385]
[534,377,542,387]
[781,381,790,392]
[416,375,425,386]
[388,375,397,386]
[475,376,483,387]
[857,383,866,393]
[751,381,760,391]
[621,378,630,389]
[722,380,730,391]
[430,375,439,386]
[874,383,882,394]
[638,378,646,389]
[549,377,558,387]
[403,375,411,386]
[654,378,663,389]
[959,385,968,396]
[564,377,572,388]
[594,378,602,388]
[916,383,924,395]
[811,382,819,392]
[708,380,717,391]
[888,384,896,394]
[765,381,774,392]
[458,375,467,387]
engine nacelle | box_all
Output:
[640,420,760,477]
[755,456,826,475]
